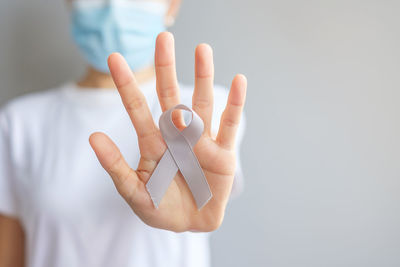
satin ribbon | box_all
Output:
[146,104,212,209]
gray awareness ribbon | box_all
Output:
[146,104,212,210]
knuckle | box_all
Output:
[222,116,239,128]
[229,101,244,108]
[137,129,159,140]
[196,73,213,79]
[117,168,133,191]
[159,84,178,98]
[107,153,123,176]
[125,97,145,111]
[115,167,137,200]
[193,98,212,109]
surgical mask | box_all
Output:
[70,0,167,73]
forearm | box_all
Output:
[0,215,25,267]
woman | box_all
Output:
[0,0,247,266]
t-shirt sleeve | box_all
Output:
[0,108,20,218]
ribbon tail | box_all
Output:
[164,140,213,210]
[179,155,213,210]
[146,149,178,208]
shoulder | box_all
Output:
[0,86,66,171]
[0,87,63,127]
[0,86,65,155]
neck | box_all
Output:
[77,65,156,89]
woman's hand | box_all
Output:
[89,32,247,232]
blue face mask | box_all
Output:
[70,0,167,73]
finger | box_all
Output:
[216,74,247,150]
[108,53,158,139]
[89,132,144,204]
[155,32,184,128]
[192,43,214,135]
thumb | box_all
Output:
[89,132,151,208]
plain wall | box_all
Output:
[1,0,400,266]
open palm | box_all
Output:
[89,32,247,232]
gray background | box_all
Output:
[1,0,400,266]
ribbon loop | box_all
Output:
[146,104,212,209]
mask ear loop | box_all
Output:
[164,15,175,27]
[164,0,179,27]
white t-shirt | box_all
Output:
[0,78,245,267]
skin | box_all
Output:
[90,33,247,233]
[0,0,246,265]
[0,216,24,267]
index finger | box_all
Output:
[108,53,158,139]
